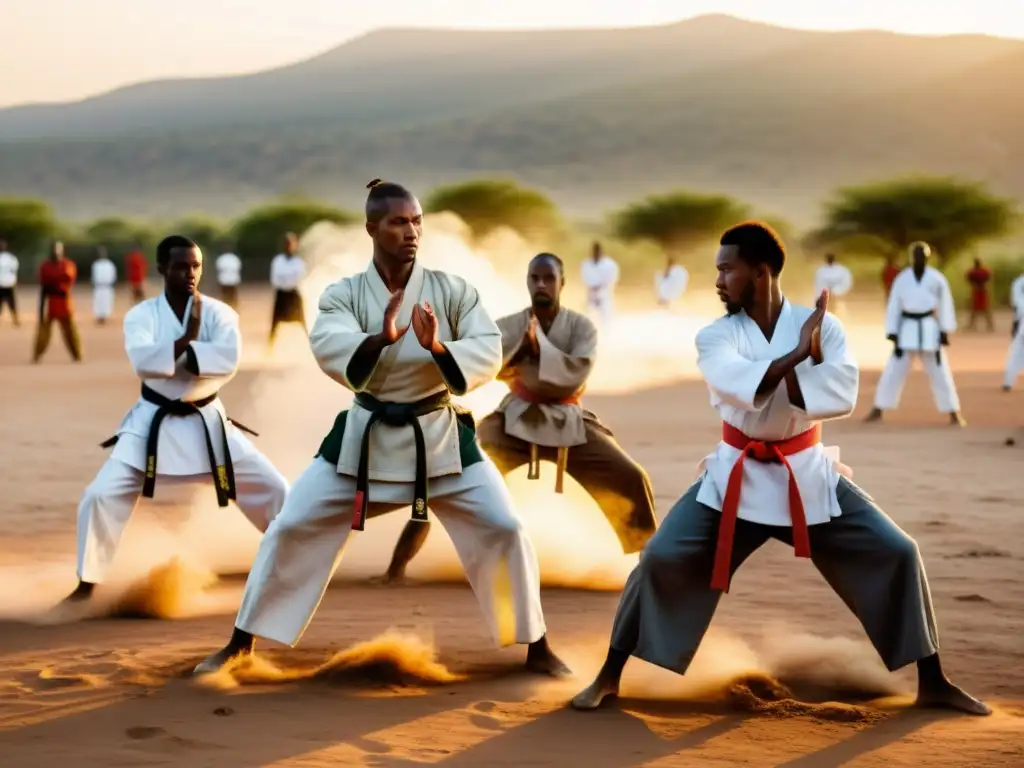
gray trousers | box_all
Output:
[609,475,939,675]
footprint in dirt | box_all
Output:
[468,700,504,731]
[125,725,223,752]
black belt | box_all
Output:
[100,384,258,508]
[352,390,454,531]
[900,310,941,364]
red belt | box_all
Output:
[509,379,582,406]
[712,422,821,592]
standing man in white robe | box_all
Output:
[0,238,19,327]
[194,180,569,678]
[61,235,289,605]
[865,242,965,426]
[655,256,688,309]
[90,246,117,326]
[1002,273,1024,391]
[571,221,989,716]
[813,253,853,318]
[581,241,619,327]
[215,247,242,310]
[267,232,308,351]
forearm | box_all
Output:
[173,335,194,361]
[756,346,809,396]
[346,332,391,388]
[431,344,468,393]
[784,370,806,409]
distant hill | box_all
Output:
[0,14,1021,225]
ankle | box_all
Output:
[599,646,630,684]
[228,627,255,654]
[917,653,945,686]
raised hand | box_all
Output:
[186,290,203,340]
[412,301,443,354]
[525,313,540,356]
[799,289,829,363]
[382,289,409,344]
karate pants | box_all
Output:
[586,297,614,328]
[92,285,115,320]
[220,285,239,310]
[234,457,547,649]
[608,476,939,675]
[873,350,960,413]
[33,315,82,362]
[0,287,17,322]
[76,454,289,584]
[1004,333,1024,389]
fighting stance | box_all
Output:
[813,253,852,317]
[581,241,619,327]
[655,257,689,308]
[380,252,658,583]
[571,221,989,716]
[1004,272,1024,391]
[33,241,83,363]
[194,180,568,677]
[62,236,289,603]
[267,232,308,350]
[0,239,20,326]
[865,242,965,426]
[215,247,242,309]
[91,246,117,325]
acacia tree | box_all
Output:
[610,190,750,257]
[0,198,58,254]
[424,179,563,241]
[808,176,1018,267]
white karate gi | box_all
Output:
[1003,274,1024,389]
[581,254,619,327]
[655,264,689,307]
[873,266,961,413]
[269,253,306,291]
[216,253,242,288]
[76,293,289,584]
[233,261,547,649]
[813,262,853,316]
[91,257,117,320]
[695,301,858,526]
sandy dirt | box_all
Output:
[0,284,1022,767]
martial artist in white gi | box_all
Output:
[1002,273,1024,391]
[268,233,308,350]
[655,257,689,309]
[581,241,619,327]
[0,238,19,326]
[215,249,242,310]
[194,180,569,677]
[813,253,852,317]
[571,221,990,716]
[91,247,117,325]
[62,235,289,604]
[865,242,965,426]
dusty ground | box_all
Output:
[0,285,1022,767]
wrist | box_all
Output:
[430,340,446,356]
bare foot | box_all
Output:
[368,572,414,586]
[525,647,573,678]
[193,645,252,677]
[949,412,968,428]
[916,681,991,716]
[570,677,619,710]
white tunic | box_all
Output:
[884,267,957,352]
[91,257,117,287]
[216,252,242,287]
[694,301,859,527]
[270,254,306,291]
[1010,274,1024,320]
[109,293,257,475]
[655,265,689,305]
[813,263,853,297]
[0,250,18,288]
[580,255,619,309]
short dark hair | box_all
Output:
[156,234,198,267]
[365,178,416,223]
[720,221,786,276]
[530,252,564,274]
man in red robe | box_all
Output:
[966,258,993,331]
[125,247,148,304]
[33,241,83,363]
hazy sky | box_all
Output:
[4,1,1023,108]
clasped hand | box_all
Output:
[381,289,444,354]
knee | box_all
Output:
[883,531,922,569]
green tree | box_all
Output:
[172,215,227,253]
[0,198,59,254]
[231,199,356,263]
[610,190,750,257]
[424,179,563,241]
[808,176,1018,267]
